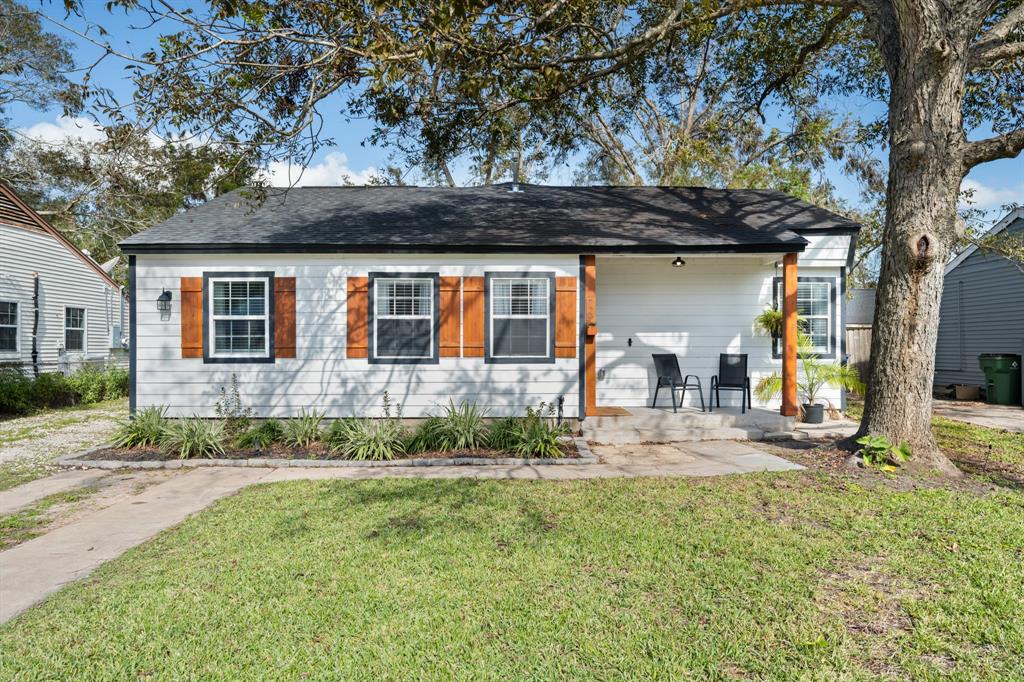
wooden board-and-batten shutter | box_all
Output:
[462,276,485,357]
[439,276,462,357]
[554,277,578,358]
[180,277,203,358]
[274,277,296,358]
[346,276,369,358]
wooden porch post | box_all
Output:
[583,255,597,414]
[781,252,799,417]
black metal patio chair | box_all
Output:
[651,354,705,413]
[709,353,752,413]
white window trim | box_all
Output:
[489,276,551,358]
[208,276,271,359]
[0,300,19,355]
[373,277,434,360]
[63,306,87,354]
[798,281,832,355]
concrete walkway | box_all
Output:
[0,467,270,623]
[0,469,110,516]
[933,401,1024,433]
[0,441,799,624]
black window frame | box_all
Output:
[771,275,837,360]
[484,271,556,365]
[0,300,18,354]
[64,306,86,353]
[368,272,440,365]
[202,271,276,364]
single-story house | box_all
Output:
[0,183,129,375]
[119,183,860,420]
[935,207,1024,397]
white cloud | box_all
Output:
[264,151,377,187]
[960,178,1024,210]
[17,116,107,144]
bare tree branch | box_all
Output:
[961,127,1024,172]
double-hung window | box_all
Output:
[487,274,553,361]
[371,275,437,362]
[209,278,270,358]
[0,301,17,353]
[64,307,86,353]
[773,277,835,357]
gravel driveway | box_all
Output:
[0,400,127,465]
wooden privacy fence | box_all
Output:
[846,325,872,394]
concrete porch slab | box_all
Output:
[581,406,795,444]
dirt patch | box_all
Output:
[81,441,579,462]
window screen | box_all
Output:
[490,277,550,358]
[0,301,17,352]
[64,307,85,352]
[374,278,434,359]
[210,279,268,355]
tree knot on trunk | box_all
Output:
[909,233,938,268]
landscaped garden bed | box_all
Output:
[62,395,594,468]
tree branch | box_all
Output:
[961,128,1024,172]
[969,2,1024,68]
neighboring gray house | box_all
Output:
[0,184,129,375]
[935,208,1024,390]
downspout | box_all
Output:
[31,273,39,377]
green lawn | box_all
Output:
[2,474,1022,679]
[0,486,98,549]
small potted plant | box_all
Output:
[754,334,864,423]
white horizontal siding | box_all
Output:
[800,234,851,267]
[134,254,580,418]
[0,224,127,371]
[594,257,843,410]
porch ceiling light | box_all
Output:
[157,289,172,312]
[672,257,686,268]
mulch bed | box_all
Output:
[81,440,579,462]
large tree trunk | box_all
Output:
[854,3,982,475]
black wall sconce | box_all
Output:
[156,289,172,312]
[672,257,686,267]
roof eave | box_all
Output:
[120,241,807,255]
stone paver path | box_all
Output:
[0,440,799,624]
[933,400,1024,433]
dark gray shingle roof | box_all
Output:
[120,183,860,254]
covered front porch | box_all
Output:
[581,252,803,422]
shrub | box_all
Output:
[215,374,253,436]
[486,417,520,451]
[237,418,284,450]
[103,366,129,399]
[160,417,225,459]
[405,416,444,453]
[282,409,323,448]
[111,406,167,448]
[435,400,490,451]
[0,368,34,415]
[30,372,77,409]
[67,365,106,403]
[511,417,569,458]
[326,417,406,461]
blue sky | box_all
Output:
[13,2,1022,217]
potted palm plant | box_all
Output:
[754,334,864,423]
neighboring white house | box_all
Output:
[935,208,1024,393]
[119,184,858,419]
[0,183,129,375]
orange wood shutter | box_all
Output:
[462,276,485,357]
[439,276,462,357]
[274,277,296,359]
[346,276,369,358]
[180,276,203,358]
[554,276,578,358]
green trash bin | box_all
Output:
[978,354,1022,405]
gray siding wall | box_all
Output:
[935,218,1024,387]
[0,224,128,372]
